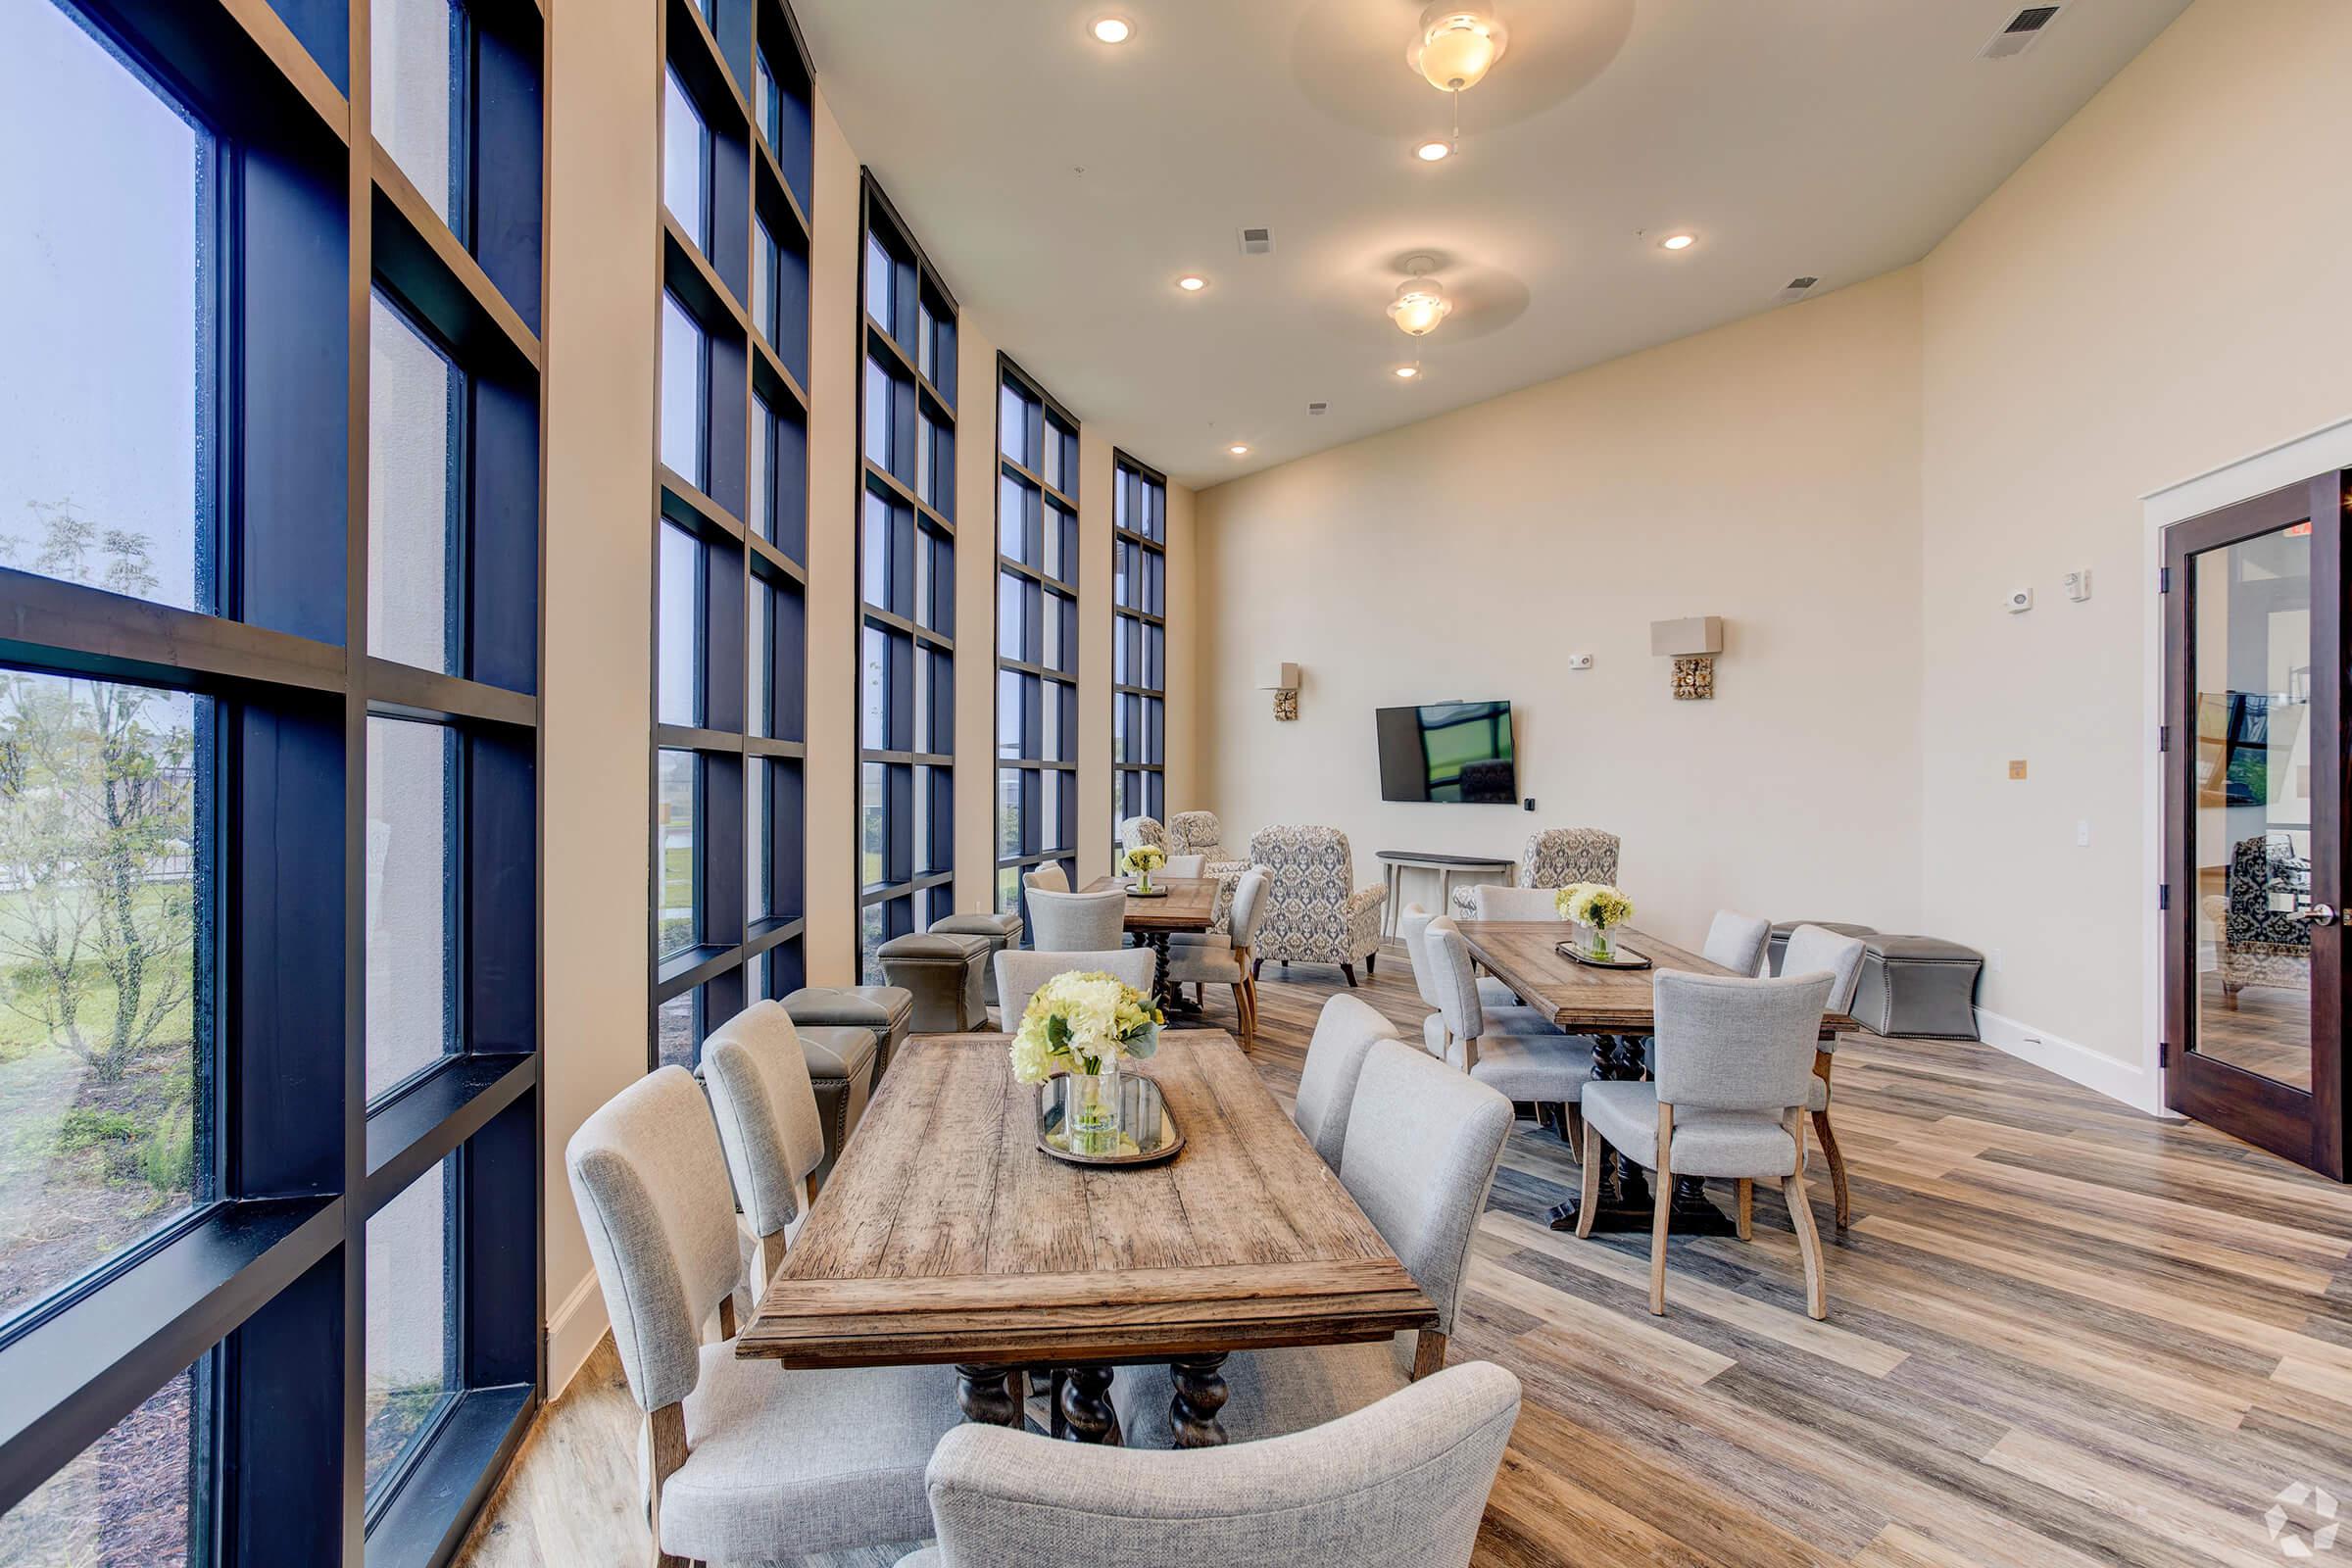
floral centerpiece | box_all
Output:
[1009,970,1164,1155]
[1556,882,1635,961]
[1122,842,1167,894]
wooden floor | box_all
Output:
[457,948,2352,1568]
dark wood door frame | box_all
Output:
[2161,470,2349,1180]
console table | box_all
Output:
[1374,850,1519,938]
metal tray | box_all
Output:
[1555,941,1653,971]
[1122,882,1171,899]
[1036,1073,1186,1167]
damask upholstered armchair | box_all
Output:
[1117,815,1166,858]
[1247,824,1388,986]
[2219,832,2313,1005]
[1168,809,1250,931]
[1449,827,1621,920]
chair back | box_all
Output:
[918,1361,1520,1568]
[1701,909,1771,977]
[1339,1042,1513,1334]
[1167,810,1224,859]
[1294,993,1397,1169]
[1227,867,1272,948]
[995,948,1156,1028]
[1027,887,1128,953]
[1470,884,1564,921]
[1781,923,1867,1018]
[1519,827,1619,890]
[1163,854,1205,879]
[1118,815,1167,857]
[1420,917,1487,1047]
[1022,863,1070,896]
[564,1068,740,1414]
[1651,970,1833,1113]
[697,1001,824,1240]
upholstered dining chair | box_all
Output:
[697,1002,826,1291]
[1291,993,1399,1170]
[565,1069,959,1566]
[1421,918,1594,1143]
[1448,826,1620,919]
[1025,887,1128,954]
[1021,863,1070,896]
[1781,922,1868,1229]
[1247,824,1387,985]
[1397,904,1521,1013]
[1468,884,1570,922]
[898,1361,1521,1568]
[1576,969,1836,1320]
[994,947,1157,1027]
[1162,853,1205,879]
[1165,867,1269,1045]
[1701,909,1772,978]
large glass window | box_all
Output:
[373,0,466,230]
[660,291,708,489]
[1113,455,1169,839]
[364,1157,456,1494]
[368,291,463,674]
[996,365,1080,934]
[662,68,710,252]
[366,716,457,1102]
[0,1352,202,1562]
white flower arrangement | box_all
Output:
[1121,844,1167,876]
[1554,881,1634,931]
[1008,970,1164,1083]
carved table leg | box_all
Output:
[1058,1364,1122,1446]
[1548,1034,1734,1236]
[1167,1352,1230,1447]
[956,1365,1021,1427]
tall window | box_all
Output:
[0,0,547,1559]
[651,0,815,1067]
[995,361,1080,931]
[858,178,958,982]
[1113,453,1169,840]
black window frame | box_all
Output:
[1112,451,1169,846]
[994,356,1080,937]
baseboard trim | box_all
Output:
[546,1269,609,1398]
[1973,1007,2171,1117]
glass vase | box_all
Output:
[1070,1067,1122,1156]
[1588,927,1614,962]
[1135,868,1153,895]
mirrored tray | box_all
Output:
[1555,941,1653,971]
[1037,1073,1186,1167]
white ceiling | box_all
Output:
[795,0,2189,490]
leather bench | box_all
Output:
[1851,935,1984,1040]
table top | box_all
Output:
[738,1030,1434,1369]
[1376,849,1519,869]
[1081,873,1219,933]
[1454,921,1859,1038]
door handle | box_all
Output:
[2286,904,2339,925]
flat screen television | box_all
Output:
[1375,701,1518,804]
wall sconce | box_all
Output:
[1649,616,1723,701]
[1258,662,1301,720]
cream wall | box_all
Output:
[1917,0,2352,1090]
[1196,270,1929,955]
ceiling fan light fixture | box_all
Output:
[1407,5,1509,93]
[1388,274,1451,337]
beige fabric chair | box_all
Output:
[1292,993,1401,1171]
[1783,923,1868,1229]
[1421,918,1594,1142]
[1468,884,1569,922]
[1165,867,1269,1045]
[564,1068,959,1565]
[994,947,1157,1028]
[1021,863,1070,896]
[1125,1040,1513,1446]
[897,1362,1520,1568]
[1398,905,1533,1018]
[1026,886,1129,953]
[697,1002,828,1290]
[1578,970,1836,1321]
[1701,909,1773,978]
[1449,827,1620,919]
[1162,853,1205,879]
[1247,824,1386,986]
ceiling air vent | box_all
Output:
[1981,5,2061,60]
[1238,226,1275,257]
[1307,401,1329,416]
[1775,275,1820,304]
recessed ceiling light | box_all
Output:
[1394,365,1421,379]
[1414,139,1453,163]
[1091,15,1133,44]
[1660,232,1696,251]
[1176,273,1207,292]
[1228,444,1250,457]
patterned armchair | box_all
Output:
[2219,833,2311,1005]
[1169,810,1250,931]
[1117,816,1166,858]
[1247,824,1387,985]
[1450,827,1621,920]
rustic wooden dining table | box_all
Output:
[1453,921,1857,1236]
[736,1028,1435,1447]
[1081,872,1219,1013]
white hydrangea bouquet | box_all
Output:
[1555,882,1635,961]
[1011,970,1164,1155]
[1121,842,1167,894]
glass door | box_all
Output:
[2163,471,2347,1178]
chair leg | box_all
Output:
[1812,1108,1851,1230]
[1341,962,1358,988]
[1737,1179,1753,1241]
[1411,1329,1447,1381]
[1650,1103,1673,1316]
[1561,1102,1585,1152]
[1231,982,1250,1047]
[1785,1165,1830,1320]
[1251,958,1263,981]
[1365,951,1378,976]
[648,1404,692,1568]
[1576,1120,1604,1239]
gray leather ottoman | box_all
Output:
[794,1024,879,1186]
[927,910,1023,1007]
[1852,935,1984,1039]
[1768,921,1879,976]
[876,932,991,1033]
[782,984,913,1076]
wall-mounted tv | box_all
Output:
[1375,701,1518,804]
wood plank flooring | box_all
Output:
[455,947,2352,1568]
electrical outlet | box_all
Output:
[1988,948,2004,975]
[2076,819,2090,847]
